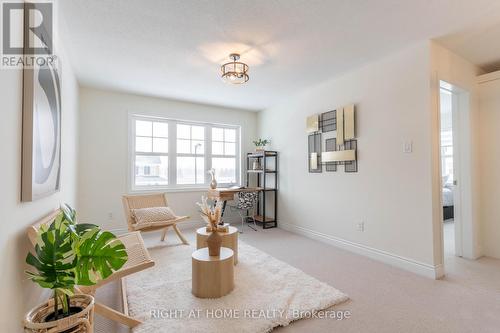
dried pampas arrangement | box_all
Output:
[196,196,222,231]
[197,196,224,256]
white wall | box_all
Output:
[77,87,258,232]
[478,71,500,258]
[259,42,442,277]
[0,55,80,331]
[429,42,484,260]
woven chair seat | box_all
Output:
[131,216,188,231]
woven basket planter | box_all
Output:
[24,294,94,333]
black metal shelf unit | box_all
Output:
[246,151,278,229]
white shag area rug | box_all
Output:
[126,241,348,333]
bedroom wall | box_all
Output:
[77,87,258,232]
[0,51,80,331]
[258,41,440,277]
[478,71,500,258]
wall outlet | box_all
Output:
[108,212,113,220]
[356,221,365,232]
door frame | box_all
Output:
[439,82,463,257]
[437,80,473,265]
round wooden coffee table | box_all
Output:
[196,226,239,265]
[192,247,234,298]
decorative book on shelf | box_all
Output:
[246,151,278,229]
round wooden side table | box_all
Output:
[196,226,239,265]
[192,247,234,298]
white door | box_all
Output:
[450,91,462,257]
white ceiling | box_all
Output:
[58,0,500,111]
[438,18,500,73]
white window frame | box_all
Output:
[129,114,241,192]
[210,125,239,185]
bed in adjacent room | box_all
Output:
[443,184,454,220]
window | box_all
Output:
[176,124,205,185]
[211,127,237,184]
[133,119,169,187]
[130,115,240,190]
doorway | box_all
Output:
[439,80,466,259]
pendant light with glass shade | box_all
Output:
[221,53,249,84]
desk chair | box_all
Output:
[229,191,259,232]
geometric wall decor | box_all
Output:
[325,138,337,172]
[320,111,336,132]
[344,104,355,140]
[322,149,356,163]
[306,114,319,133]
[344,139,358,173]
[305,104,358,173]
[336,107,344,146]
[308,133,322,173]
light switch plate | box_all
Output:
[403,141,413,153]
[356,221,365,232]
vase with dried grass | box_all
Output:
[197,196,223,256]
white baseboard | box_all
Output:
[279,222,443,279]
[434,264,445,279]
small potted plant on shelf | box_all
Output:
[253,138,270,152]
[24,204,128,333]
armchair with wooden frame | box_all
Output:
[122,193,190,245]
[27,210,155,328]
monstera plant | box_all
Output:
[25,204,128,323]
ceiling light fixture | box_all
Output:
[221,53,249,84]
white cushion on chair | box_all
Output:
[131,207,177,227]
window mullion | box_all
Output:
[131,116,137,190]
[150,122,153,152]
[135,152,168,157]
[189,125,193,154]
[169,121,177,186]
[206,124,212,185]
[236,126,241,185]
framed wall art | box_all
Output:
[21,60,62,201]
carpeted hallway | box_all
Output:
[95,226,500,333]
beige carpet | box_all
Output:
[443,220,455,256]
[94,227,500,333]
[125,240,348,333]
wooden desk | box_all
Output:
[207,187,263,201]
[207,187,262,223]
